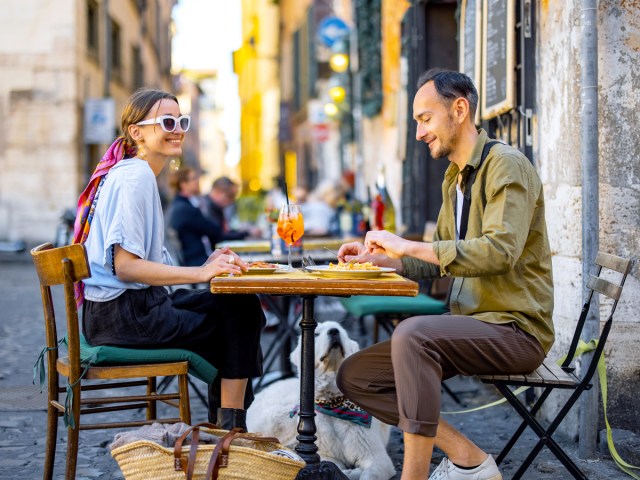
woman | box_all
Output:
[74,88,264,430]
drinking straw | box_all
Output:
[283,181,290,206]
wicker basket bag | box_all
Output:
[111,423,305,480]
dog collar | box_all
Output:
[290,395,372,428]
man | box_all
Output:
[201,176,254,242]
[337,69,554,480]
[169,167,222,266]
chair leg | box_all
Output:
[43,404,58,480]
[495,386,554,464]
[358,315,367,336]
[65,383,81,480]
[441,381,465,407]
[373,317,380,344]
[65,423,80,480]
[146,377,157,420]
[497,384,589,480]
[178,373,191,424]
[187,376,209,408]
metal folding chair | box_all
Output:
[478,252,633,480]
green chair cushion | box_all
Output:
[340,293,447,319]
[76,335,217,385]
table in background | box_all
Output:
[211,270,418,478]
[218,236,362,254]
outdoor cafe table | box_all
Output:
[210,269,418,478]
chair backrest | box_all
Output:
[564,252,633,379]
[31,242,91,383]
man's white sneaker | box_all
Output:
[429,455,502,480]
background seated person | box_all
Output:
[298,180,342,237]
[202,176,259,242]
[169,167,222,267]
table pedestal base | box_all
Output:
[294,295,349,480]
[295,461,350,479]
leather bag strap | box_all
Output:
[205,430,281,480]
[459,140,500,240]
[174,422,224,474]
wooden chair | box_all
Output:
[32,243,192,480]
[478,252,633,480]
[339,277,451,344]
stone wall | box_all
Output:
[0,0,175,243]
[0,0,79,242]
[537,0,640,435]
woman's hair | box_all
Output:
[120,88,178,157]
[169,166,195,193]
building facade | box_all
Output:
[384,0,640,440]
[275,0,640,442]
[234,0,281,194]
[0,0,175,242]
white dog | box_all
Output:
[247,321,395,480]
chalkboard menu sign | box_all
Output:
[459,0,482,123]
[481,0,515,119]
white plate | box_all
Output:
[244,267,279,275]
[304,265,396,279]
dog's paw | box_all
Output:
[340,467,363,480]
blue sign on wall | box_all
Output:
[318,16,350,47]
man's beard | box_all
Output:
[428,114,458,160]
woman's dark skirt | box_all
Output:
[83,286,265,414]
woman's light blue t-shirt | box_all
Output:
[83,158,172,302]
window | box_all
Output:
[86,0,99,60]
[132,46,144,89]
[110,19,122,82]
[485,0,535,163]
[400,0,534,235]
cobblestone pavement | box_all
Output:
[0,251,630,479]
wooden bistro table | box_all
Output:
[211,269,418,479]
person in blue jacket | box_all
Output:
[169,166,222,266]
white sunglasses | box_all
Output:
[136,114,191,133]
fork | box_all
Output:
[323,247,357,264]
[301,255,316,272]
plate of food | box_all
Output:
[304,262,396,279]
[244,261,281,275]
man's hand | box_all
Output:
[337,242,367,262]
[338,240,403,272]
[364,230,411,259]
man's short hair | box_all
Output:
[169,166,195,193]
[416,68,479,118]
[211,176,237,192]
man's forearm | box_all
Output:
[404,240,440,266]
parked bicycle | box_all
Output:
[53,208,75,247]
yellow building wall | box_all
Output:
[382,0,411,127]
[236,0,280,193]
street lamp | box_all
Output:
[329,52,349,73]
[329,85,346,103]
[324,102,340,118]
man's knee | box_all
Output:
[391,316,424,349]
[336,352,359,395]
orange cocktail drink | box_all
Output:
[277,204,304,270]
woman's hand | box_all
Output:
[205,247,242,265]
[199,252,247,283]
